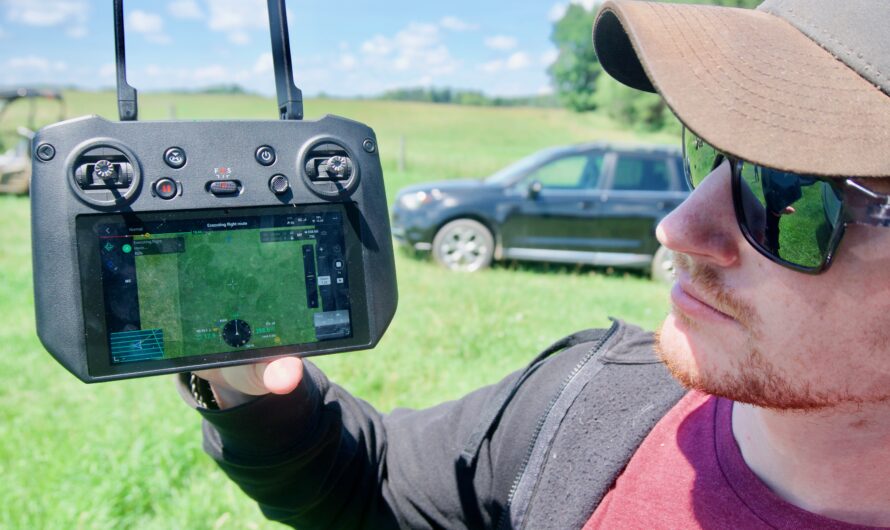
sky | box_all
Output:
[0,0,597,98]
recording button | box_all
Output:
[209,180,240,195]
[164,147,187,168]
[255,145,276,166]
[155,178,178,200]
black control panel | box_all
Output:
[28,0,397,383]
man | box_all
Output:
[180,0,890,527]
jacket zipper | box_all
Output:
[494,320,619,530]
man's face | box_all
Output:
[655,162,890,411]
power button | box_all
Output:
[255,145,276,166]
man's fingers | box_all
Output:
[263,357,304,395]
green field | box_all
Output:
[135,227,319,359]
[0,92,675,529]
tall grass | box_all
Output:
[0,93,673,529]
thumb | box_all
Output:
[195,356,303,396]
[262,356,304,395]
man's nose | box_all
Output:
[656,161,741,268]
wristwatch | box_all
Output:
[188,373,220,410]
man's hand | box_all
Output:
[195,357,304,409]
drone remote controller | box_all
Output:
[30,0,397,382]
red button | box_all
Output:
[155,178,178,200]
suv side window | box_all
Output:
[611,154,672,192]
[524,152,605,190]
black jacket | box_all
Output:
[179,320,685,529]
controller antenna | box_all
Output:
[113,0,138,121]
[112,0,301,122]
[267,0,303,120]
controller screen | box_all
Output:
[93,208,352,364]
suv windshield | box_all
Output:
[484,147,565,186]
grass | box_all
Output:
[0,92,673,529]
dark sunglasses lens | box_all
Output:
[683,129,720,188]
[736,164,843,269]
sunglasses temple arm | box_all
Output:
[844,180,890,227]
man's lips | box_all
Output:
[670,278,737,323]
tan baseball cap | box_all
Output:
[593,0,890,178]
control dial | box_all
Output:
[325,156,350,178]
[69,142,140,206]
[93,160,116,180]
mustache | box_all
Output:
[673,253,759,329]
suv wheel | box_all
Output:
[650,245,675,283]
[432,219,494,272]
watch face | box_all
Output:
[76,203,370,377]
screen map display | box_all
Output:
[94,208,352,364]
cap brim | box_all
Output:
[594,0,890,177]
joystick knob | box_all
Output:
[325,156,350,178]
[93,160,116,180]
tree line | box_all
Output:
[377,87,560,108]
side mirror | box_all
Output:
[527,180,543,199]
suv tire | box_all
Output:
[432,219,494,272]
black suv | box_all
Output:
[391,142,689,279]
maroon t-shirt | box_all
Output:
[583,391,886,529]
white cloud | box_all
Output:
[129,10,171,44]
[440,16,477,32]
[537,84,555,96]
[193,65,230,82]
[5,0,89,38]
[168,0,202,20]
[145,64,164,77]
[206,0,267,45]
[575,0,600,10]
[362,35,393,56]
[67,26,87,38]
[339,54,357,70]
[548,3,568,21]
[98,63,116,79]
[479,60,503,74]
[485,35,518,51]
[540,49,559,66]
[253,52,273,75]
[5,56,68,73]
[477,51,532,74]
[506,52,531,70]
[360,23,459,77]
[229,31,250,45]
[130,10,163,33]
[396,23,439,50]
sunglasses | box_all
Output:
[682,127,890,273]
